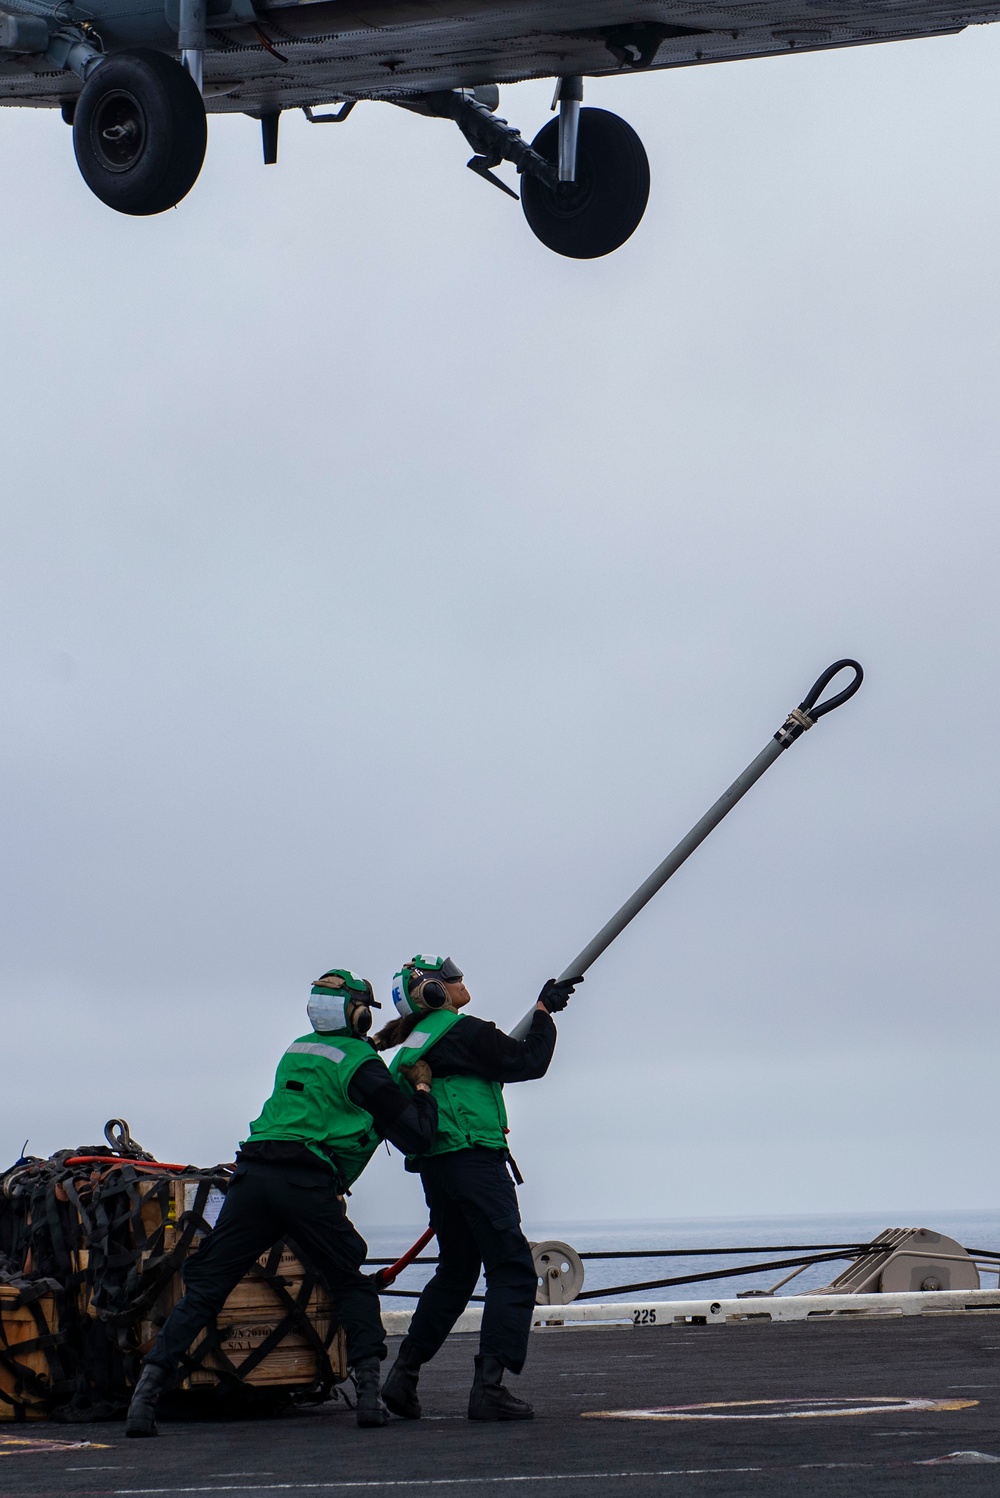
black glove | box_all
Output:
[537,975,583,1013]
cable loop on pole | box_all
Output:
[774,659,863,747]
[798,658,864,721]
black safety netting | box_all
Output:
[0,1132,344,1423]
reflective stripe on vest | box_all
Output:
[285,1041,346,1063]
[247,1032,379,1185]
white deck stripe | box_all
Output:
[110,1461,1000,1495]
[109,1462,1000,1498]
[114,1473,762,1493]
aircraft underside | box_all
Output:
[0,0,993,112]
[0,0,995,250]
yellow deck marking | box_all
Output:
[0,1435,112,1456]
[584,1396,978,1421]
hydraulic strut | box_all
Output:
[178,0,206,91]
[422,90,558,198]
[555,76,582,182]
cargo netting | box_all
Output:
[0,1126,346,1422]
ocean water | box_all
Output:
[366,1209,1000,1303]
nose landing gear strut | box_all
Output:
[417,80,650,259]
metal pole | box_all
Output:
[558,736,783,981]
[509,659,863,1040]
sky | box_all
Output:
[1,22,998,1234]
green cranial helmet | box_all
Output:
[308,969,381,1035]
[391,954,464,1018]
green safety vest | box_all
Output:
[246,1032,380,1186]
[389,1009,508,1161]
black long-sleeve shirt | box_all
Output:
[423,1006,556,1083]
[348,1059,439,1154]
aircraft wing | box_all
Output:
[0,0,991,112]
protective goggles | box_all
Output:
[409,955,463,983]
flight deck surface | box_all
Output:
[2,1318,998,1497]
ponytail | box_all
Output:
[372,1012,422,1053]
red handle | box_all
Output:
[374,1226,435,1288]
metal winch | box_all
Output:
[810,1227,981,1295]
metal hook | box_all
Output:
[104,1118,151,1159]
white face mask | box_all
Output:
[307,992,349,1033]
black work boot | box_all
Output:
[382,1338,423,1419]
[468,1354,534,1421]
[353,1356,389,1427]
[125,1362,168,1438]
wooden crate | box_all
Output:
[0,1287,59,1421]
[134,1177,348,1389]
[184,1278,346,1388]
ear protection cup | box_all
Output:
[392,959,461,1018]
[421,980,447,1010]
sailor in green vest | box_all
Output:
[375,954,580,1422]
[125,968,438,1438]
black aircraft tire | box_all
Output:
[520,108,650,260]
[73,50,207,216]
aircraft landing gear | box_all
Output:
[72,49,206,215]
[521,107,650,259]
[418,83,649,258]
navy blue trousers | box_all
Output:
[406,1148,537,1374]
[145,1160,386,1376]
